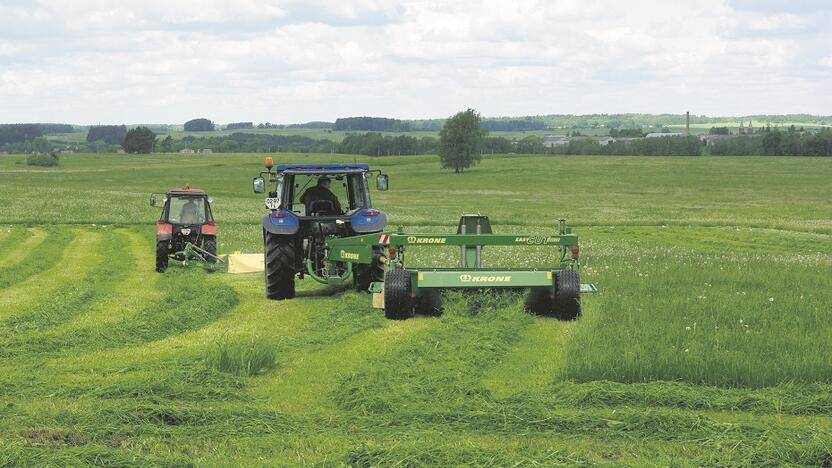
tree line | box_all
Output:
[710,127,832,157]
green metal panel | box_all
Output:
[390,233,577,247]
[414,270,555,288]
[328,242,373,264]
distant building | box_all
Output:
[699,134,734,146]
[59,149,74,154]
[543,135,616,147]
[738,120,753,135]
[0,150,8,155]
[116,148,126,154]
[200,148,213,154]
[542,135,570,147]
[180,148,195,154]
[645,132,686,138]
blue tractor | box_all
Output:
[253,159,390,299]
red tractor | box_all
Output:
[150,185,218,272]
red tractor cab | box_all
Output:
[150,186,217,272]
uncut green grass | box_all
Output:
[0,152,831,464]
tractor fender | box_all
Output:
[262,212,300,235]
[351,209,388,234]
[156,222,173,241]
[202,222,217,236]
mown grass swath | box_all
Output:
[0,228,74,289]
[0,152,830,464]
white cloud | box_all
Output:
[0,0,830,123]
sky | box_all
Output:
[0,0,830,124]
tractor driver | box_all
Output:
[300,176,342,215]
[179,199,200,224]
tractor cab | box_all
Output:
[253,161,389,234]
[150,186,218,272]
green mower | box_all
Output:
[325,214,595,320]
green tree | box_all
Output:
[184,118,215,132]
[159,135,174,152]
[438,109,487,173]
[122,127,156,153]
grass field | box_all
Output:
[0,152,831,465]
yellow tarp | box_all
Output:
[227,253,264,274]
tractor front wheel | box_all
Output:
[203,236,217,264]
[384,269,413,320]
[264,231,296,300]
[554,270,581,320]
[156,240,169,273]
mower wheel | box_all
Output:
[555,270,581,320]
[155,240,169,273]
[524,287,554,316]
[264,231,296,300]
[353,247,385,292]
[203,236,217,264]
[384,269,413,320]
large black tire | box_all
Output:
[525,287,554,315]
[384,269,413,320]
[264,231,296,300]
[203,236,217,264]
[156,240,169,273]
[353,247,385,292]
[554,270,581,320]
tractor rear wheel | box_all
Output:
[384,269,413,320]
[156,240,169,273]
[203,236,217,264]
[264,231,296,300]
[353,247,384,292]
[554,270,581,320]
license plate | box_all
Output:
[181,228,191,235]
[265,198,280,210]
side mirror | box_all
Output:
[376,174,389,191]
[150,194,157,207]
[253,176,265,194]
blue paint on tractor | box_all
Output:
[351,209,388,233]
[276,163,370,172]
[262,211,300,235]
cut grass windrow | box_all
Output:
[541,380,832,416]
[57,230,162,330]
[334,291,534,414]
[0,230,127,340]
[0,227,41,268]
[0,228,74,290]
[1,268,238,357]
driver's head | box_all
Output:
[318,177,331,189]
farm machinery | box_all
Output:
[253,159,390,298]
[150,185,220,272]
[254,159,594,319]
